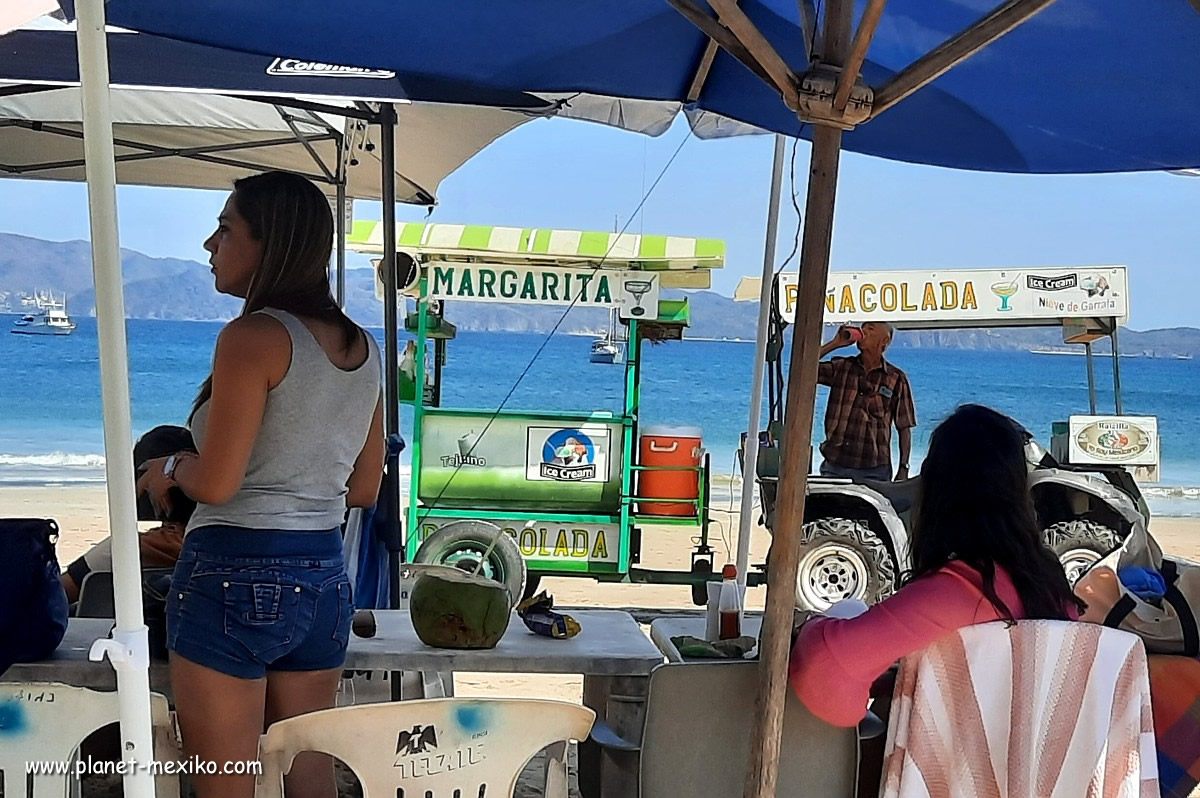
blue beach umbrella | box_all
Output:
[57,1,1199,795]
[63,0,1200,174]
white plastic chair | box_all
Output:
[255,697,594,798]
[0,682,179,798]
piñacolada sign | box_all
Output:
[776,267,1128,327]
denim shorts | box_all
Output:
[167,526,352,679]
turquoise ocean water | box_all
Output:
[2,316,1198,517]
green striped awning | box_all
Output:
[347,221,724,289]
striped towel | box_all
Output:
[1148,655,1200,797]
[881,620,1158,798]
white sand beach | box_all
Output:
[13,483,1200,705]
[8,484,1199,796]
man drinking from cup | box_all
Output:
[817,322,916,482]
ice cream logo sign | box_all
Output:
[1026,272,1122,316]
[532,428,603,482]
[428,265,659,320]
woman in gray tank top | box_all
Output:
[136,172,383,798]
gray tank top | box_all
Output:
[187,308,381,532]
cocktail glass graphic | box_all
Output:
[458,430,481,457]
[991,280,1018,312]
[623,279,653,317]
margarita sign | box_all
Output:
[428,264,659,320]
[775,267,1129,327]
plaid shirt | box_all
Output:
[818,355,916,470]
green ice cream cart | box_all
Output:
[349,220,743,602]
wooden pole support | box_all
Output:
[798,0,818,61]
[668,0,776,91]
[709,0,803,109]
[833,0,887,113]
[687,0,743,102]
[743,2,853,797]
[871,0,1058,118]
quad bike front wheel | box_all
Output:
[795,517,897,613]
[1044,519,1122,585]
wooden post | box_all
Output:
[742,2,853,797]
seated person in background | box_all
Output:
[789,404,1083,729]
[61,425,196,603]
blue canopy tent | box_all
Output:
[55,0,1200,795]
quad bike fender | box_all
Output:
[1027,468,1144,532]
[805,481,910,571]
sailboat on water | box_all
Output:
[589,307,623,364]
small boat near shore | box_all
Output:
[11,292,76,336]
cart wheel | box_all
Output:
[413,520,527,604]
[522,574,543,601]
[691,558,713,606]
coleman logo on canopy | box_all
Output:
[267,58,396,79]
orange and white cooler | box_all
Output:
[637,425,703,516]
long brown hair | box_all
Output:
[908,404,1085,622]
[190,171,360,419]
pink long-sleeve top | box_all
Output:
[789,561,1029,728]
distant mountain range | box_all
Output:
[2,232,1198,356]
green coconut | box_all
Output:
[409,568,513,649]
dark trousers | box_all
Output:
[819,460,892,482]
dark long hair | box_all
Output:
[191,172,360,419]
[909,404,1085,621]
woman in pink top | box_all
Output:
[790,404,1084,729]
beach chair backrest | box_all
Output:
[880,620,1157,797]
[0,682,177,798]
[255,697,594,798]
[638,662,858,798]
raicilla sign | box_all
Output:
[776,266,1129,326]
[428,263,660,320]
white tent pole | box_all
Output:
[75,1,156,793]
[735,133,786,587]
[335,180,347,307]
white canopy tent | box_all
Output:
[25,7,555,790]
[0,86,537,204]
[44,5,789,786]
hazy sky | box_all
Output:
[2,104,1196,330]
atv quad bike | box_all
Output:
[753,433,1148,613]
